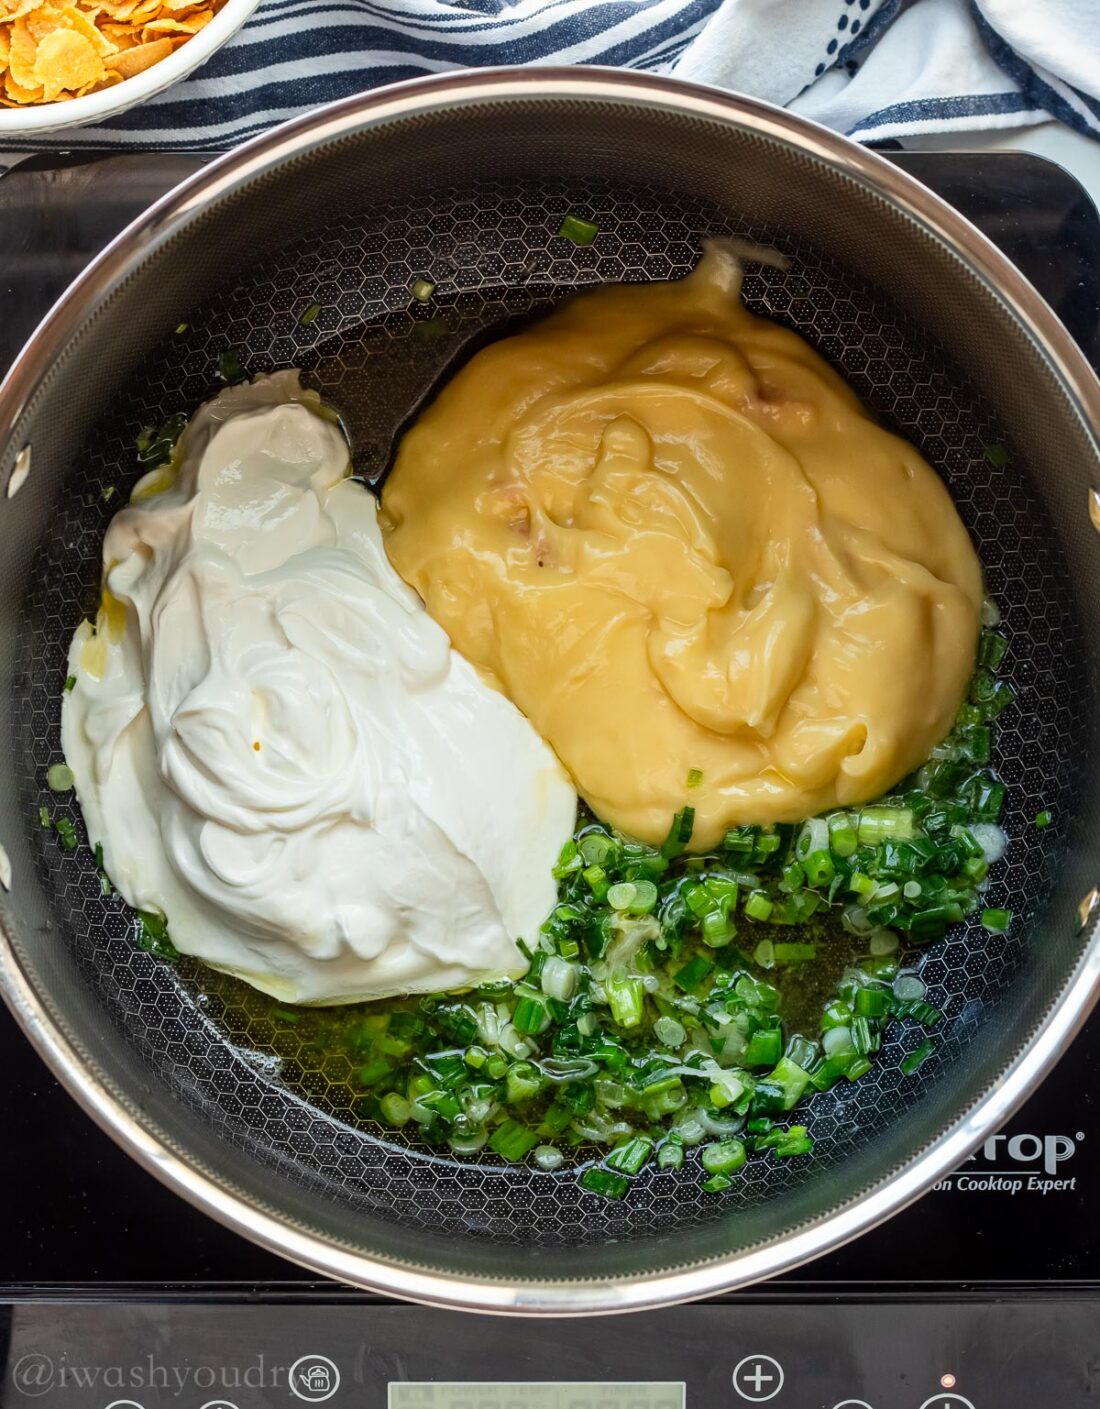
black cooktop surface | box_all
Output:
[1,148,1098,1293]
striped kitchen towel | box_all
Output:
[8,0,1100,151]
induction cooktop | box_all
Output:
[0,148,1097,1409]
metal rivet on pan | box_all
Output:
[1090,487,1100,534]
[6,445,30,500]
[1079,886,1100,932]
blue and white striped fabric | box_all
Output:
[14,0,1100,150]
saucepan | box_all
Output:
[0,68,1099,1313]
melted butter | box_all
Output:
[77,584,127,679]
[382,245,984,850]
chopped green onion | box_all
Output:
[540,955,578,1000]
[769,1055,812,1110]
[673,955,713,994]
[961,725,991,764]
[1035,809,1053,829]
[488,1119,540,1162]
[558,213,599,246]
[606,1135,654,1175]
[64,674,76,692]
[978,630,1008,669]
[686,768,703,788]
[583,863,609,899]
[796,817,829,859]
[901,1039,936,1076]
[910,1001,942,1027]
[753,1123,814,1157]
[981,907,1012,934]
[745,1028,782,1067]
[94,840,113,896]
[701,1138,746,1176]
[701,908,736,947]
[506,1061,544,1104]
[855,987,889,1018]
[299,302,322,326]
[752,939,775,970]
[605,976,646,1029]
[653,1015,686,1047]
[858,806,916,843]
[744,890,774,922]
[657,1135,685,1170]
[47,763,74,792]
[909,904,963,942]
[614,879,656,913]
[700,1172,733,1193]
[54,816,78,851]
[135,909,177,958]
[38,805,50,828]
[174,322,189,335]
[580,1166,630,1199]
[828,812,859,857]
[534,1144,564,1172]
[410,278,435,303]
[607,881,636,910]
[217,349,246,384]
[578,832,614,865]
[513,993,552,1035]
[983,443,1009,467]
[803,848,835,888]
[661,806,695,858]
[892,974,926,1003]
[722,825,756,854]
[380,1093,411,1126]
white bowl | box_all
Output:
[0,0,262,137]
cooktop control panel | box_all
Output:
[0,1300,1097,1408]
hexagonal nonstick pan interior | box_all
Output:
[12,174,1085,1252]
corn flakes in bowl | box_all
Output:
[0,0,259,134]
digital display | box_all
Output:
[389,1383,685,1409]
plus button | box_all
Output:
[732,1354,785,1403]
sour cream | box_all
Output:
[62,372,576,1005]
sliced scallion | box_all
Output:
[47,763,74,792]
[901,1039,936,1076]
[558,213,599,246]
[580,1166,630,1199]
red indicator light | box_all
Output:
[940,1375,957,1390]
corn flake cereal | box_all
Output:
[0,0,225,104]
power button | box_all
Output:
[919,1397,976,1409]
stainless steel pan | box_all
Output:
[1,68,1099,1313]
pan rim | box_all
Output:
[2,65,1100,1314]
